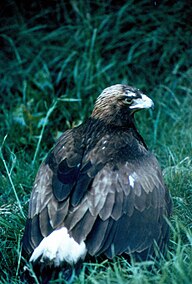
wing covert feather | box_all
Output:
[82,156,170,257]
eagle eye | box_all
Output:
[123,97,133,105]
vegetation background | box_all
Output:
[0,0,192,283]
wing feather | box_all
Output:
[30,215,43,249]
[111,189,124,220]
[47,197,69,228]
[99,192,115,221]
[70,210,97,243]
[39,207,51,237]
[64,198,88,230]
[93,218,117,256]
[85,218,110,255]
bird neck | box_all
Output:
[87,117,135,133]
[86,117,146,146]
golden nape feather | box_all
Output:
[22,84,172,283]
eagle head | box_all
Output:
[92,84,154,126]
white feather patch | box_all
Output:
[129,175,135,187]
[29,227,87,266]
[129,172,138,188]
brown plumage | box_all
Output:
[22,84,172,282]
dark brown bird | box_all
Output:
[22,84,172,282]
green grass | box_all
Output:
[0,1,192,283]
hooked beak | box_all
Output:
[129,94,154,110]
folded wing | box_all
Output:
[22,126,171,260]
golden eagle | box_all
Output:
[22,84,172,282]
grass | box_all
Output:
[0,0,192,283]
